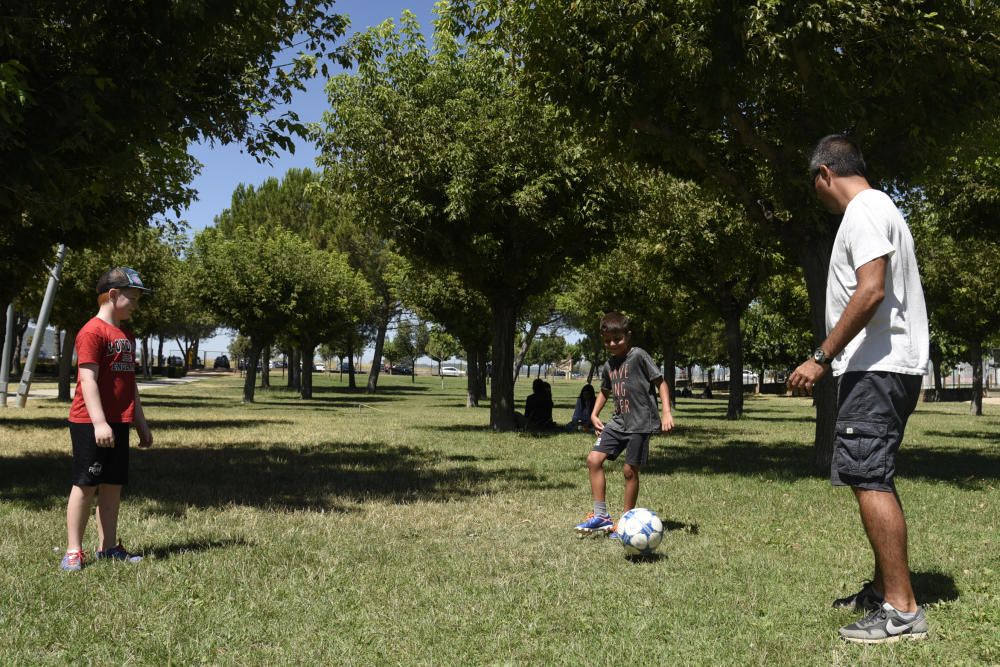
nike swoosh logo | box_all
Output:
[885,619,914,634]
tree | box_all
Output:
[477,0,1000,464]
[316,10,629,429]
[36,226,178,399]
[743,272,813,388]
[397,265,491,406]
[194,225,321,402]
[393,318,428,383]
[910,199,1000,415]
[425,326,462,377]
[1,1,349,307]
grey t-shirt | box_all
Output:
[600,346,663,433]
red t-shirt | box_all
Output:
[69,317,137,424]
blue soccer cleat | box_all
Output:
[575,512,614,537]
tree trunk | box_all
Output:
[243,338,263,403]
[703,368,714,398]
[57,328,76,402]
[722,305,745,419]
[301,342,314,399]
[970,341,983,416]
[466,352,479,408]
[491,300,519,430]
[799,232,837,471]
[661,340,677,409]
[476,345,488,401]
[513,321,542,383]
[347,339,357,389]
[157,336,164,370]
[261,346,271,389]
[142,336,152,380]
[929,342,944,401]
[367,309,389,394]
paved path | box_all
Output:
[2,370,232,402]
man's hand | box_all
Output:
[788,359,828,394]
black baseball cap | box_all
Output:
[96,267,152,294]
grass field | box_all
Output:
[1,373,998,665]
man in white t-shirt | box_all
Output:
[789,135,930,644]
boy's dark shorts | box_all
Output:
[831,371,922,492]
[70,422,131,486]
[593,426,651,468]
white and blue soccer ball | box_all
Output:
[616,508,664,556]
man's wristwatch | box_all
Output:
[812,347,832,366]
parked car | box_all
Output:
[390,365,413,375]
[439,366,465,377]
[166,355,184,367]
[213,355,230,370]
[314,362,326,372]
[339,361,353,372]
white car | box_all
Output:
[440,366,465,377]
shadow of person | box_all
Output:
[142,537,253,561]
[911,570,959,605]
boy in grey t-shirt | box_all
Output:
[575,312,674,537]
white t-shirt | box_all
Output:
[825,189,929,377]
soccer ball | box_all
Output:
[616,508,664,556]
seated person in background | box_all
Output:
[525,378,558,430]
[567,384,597,432]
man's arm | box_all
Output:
[788,255,888,390]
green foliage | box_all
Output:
[910,197,1000,360]
[315,8,632,424]
[193,224,371,356]
[0,0,349,305]
[425,326,461,365]
[743,271,813,375]
[316,10,624,306]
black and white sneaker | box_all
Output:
[832,581,884,612]
[839,602,928,644]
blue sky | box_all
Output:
[181,0,440,358]
[181,0,440,236]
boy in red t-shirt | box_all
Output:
[61,267,152,571]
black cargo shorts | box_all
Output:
[831,371,923,492]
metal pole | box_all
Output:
[16,245,67,408]
[0,303,15,407]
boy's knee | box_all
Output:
[623,464,639,480]
[586,451,606,469]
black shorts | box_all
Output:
[831,371,922,492]
[70,422,131,486]
[593,426,651,468]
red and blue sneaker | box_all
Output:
[60,549,85,572]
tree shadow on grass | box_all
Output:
[143,537,253,561]
[0,441,571,514]
[923,430,1000,445]
[0,416,291,431]
[644,439,1000,487]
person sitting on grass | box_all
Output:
[575,311,674,537]
[524,378,558,431]
[566,383,597,432]
[60,267,153,572]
